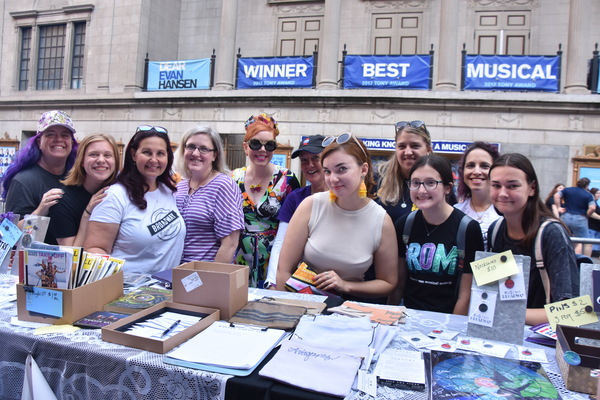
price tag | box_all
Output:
[25,286,63,318]
[544,295,598,330]
[470,250,519,286]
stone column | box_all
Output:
[317,0,342,89]
[436,0,459,91]
[564,0,589,94]
[213,0,238,90]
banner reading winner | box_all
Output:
[147,58,211,91]
[237,56,314,89]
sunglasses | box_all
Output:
[395,120,428,134]
[248,139,277,152]
[136,125,168,135]
[322,133,368,159]
[245,114,277,128]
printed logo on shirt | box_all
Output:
[406,242,458,275]
[147,209,181,241]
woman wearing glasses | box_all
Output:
[84,125,186,278]
[392,155,483,314]
[174,126,244,263]
[231,114,300,287]
[276,133,398,299]
[454,141,501,247]
[376,120,432,224]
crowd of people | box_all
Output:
[1,110,587,324]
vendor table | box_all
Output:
[0,287,591,400]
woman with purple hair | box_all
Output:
[1,110,78,244]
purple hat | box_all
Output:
[291,135,326,159]
[36,110,76,135]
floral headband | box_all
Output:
[244,113,280,136]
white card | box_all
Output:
[357,370,377,397]
[516,346,548,363]
[426,338,457,352]
[455,336,483,352]
[399,331,437,349]
[181,271,203,292]
[428,328,460,340]
[468,289,497,327]
[477,341,511,358]
[498,261,527,300]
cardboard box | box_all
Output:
[555,325,600,395]
[16,271,123,325]
[101,301,220,353]
[172,261,248,320]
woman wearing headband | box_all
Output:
[276,133,398,299]
[376,120,432,224]
[84,125,186,278]
[2,110,78,243]
[231,114,300,288]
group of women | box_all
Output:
[2,110,580,325]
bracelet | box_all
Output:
[84,208,92,215]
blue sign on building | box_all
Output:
[147,59,211,91]
[343,55,431,90]
[237,57,314,89]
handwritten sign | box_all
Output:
[470,250,519,286]
[25,287,63,317]
[544,295,598,330]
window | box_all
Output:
[474,11,530,55]
[371,13,423,55]
[17,22,87,91]
[277,16,323,56]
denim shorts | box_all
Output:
[561,212,589,238]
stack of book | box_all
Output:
[24,242,124,289]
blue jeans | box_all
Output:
[589,228,600,251]
[561,212,589,238]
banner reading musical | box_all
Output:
[343,54,432,90]
[237,56,314,89]
[463,55,560,92]
[147,58,211,91]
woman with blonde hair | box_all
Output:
[47,133,120,246]
[377,121,432,223]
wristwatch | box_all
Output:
[263,281,276,289]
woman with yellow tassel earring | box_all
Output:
[276,133,398,302]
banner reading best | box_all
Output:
[464,55,559,92]
[147,59,211,91]
[343,55,432,90]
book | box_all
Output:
[25,248,72,289]
[429,350,561,400]
[103,286,172,314]
[73,310,130,329]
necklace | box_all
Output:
[189,171,215,194]
[471,201,489,222]
[423,219,442,237]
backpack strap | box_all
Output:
[402,210,418,247]
[454,215,473,297]
[488,217,504,252]
[535,219,557,305]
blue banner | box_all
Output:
[464,55,559,92]
[343,55,431,90]
[147,59,211,91]
[237,57,314,89]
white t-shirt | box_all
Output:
[454,198,500,248]
[90,182,186,276]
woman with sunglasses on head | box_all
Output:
[45,134,120,247]
[2,110,78,243]
[84,125,186,279]
[276,133,398,299]
[488,153,578,325]
[454,141,501,247]
[392,155,484,314]
[174,126,244,263]
[231,114,300,288]
[376,120,432,224]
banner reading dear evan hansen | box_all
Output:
[344,55,431,89]
[464,55,559,92]
[237,57,314,89]
[147,59,211,91]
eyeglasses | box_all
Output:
[248,139,277,152]
[136,125,168,134]
[408,179,444,191]
[395,121,428,134]
[322,133,368,159]
[185,144,215,154]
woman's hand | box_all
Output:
[35,188,64,216]
[85,187,109,216]
[314,270,346,293]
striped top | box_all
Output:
[175,173,244,263]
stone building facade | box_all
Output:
[0,0,599,194]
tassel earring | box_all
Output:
[358,179,367,198]
[329,190,337,202]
